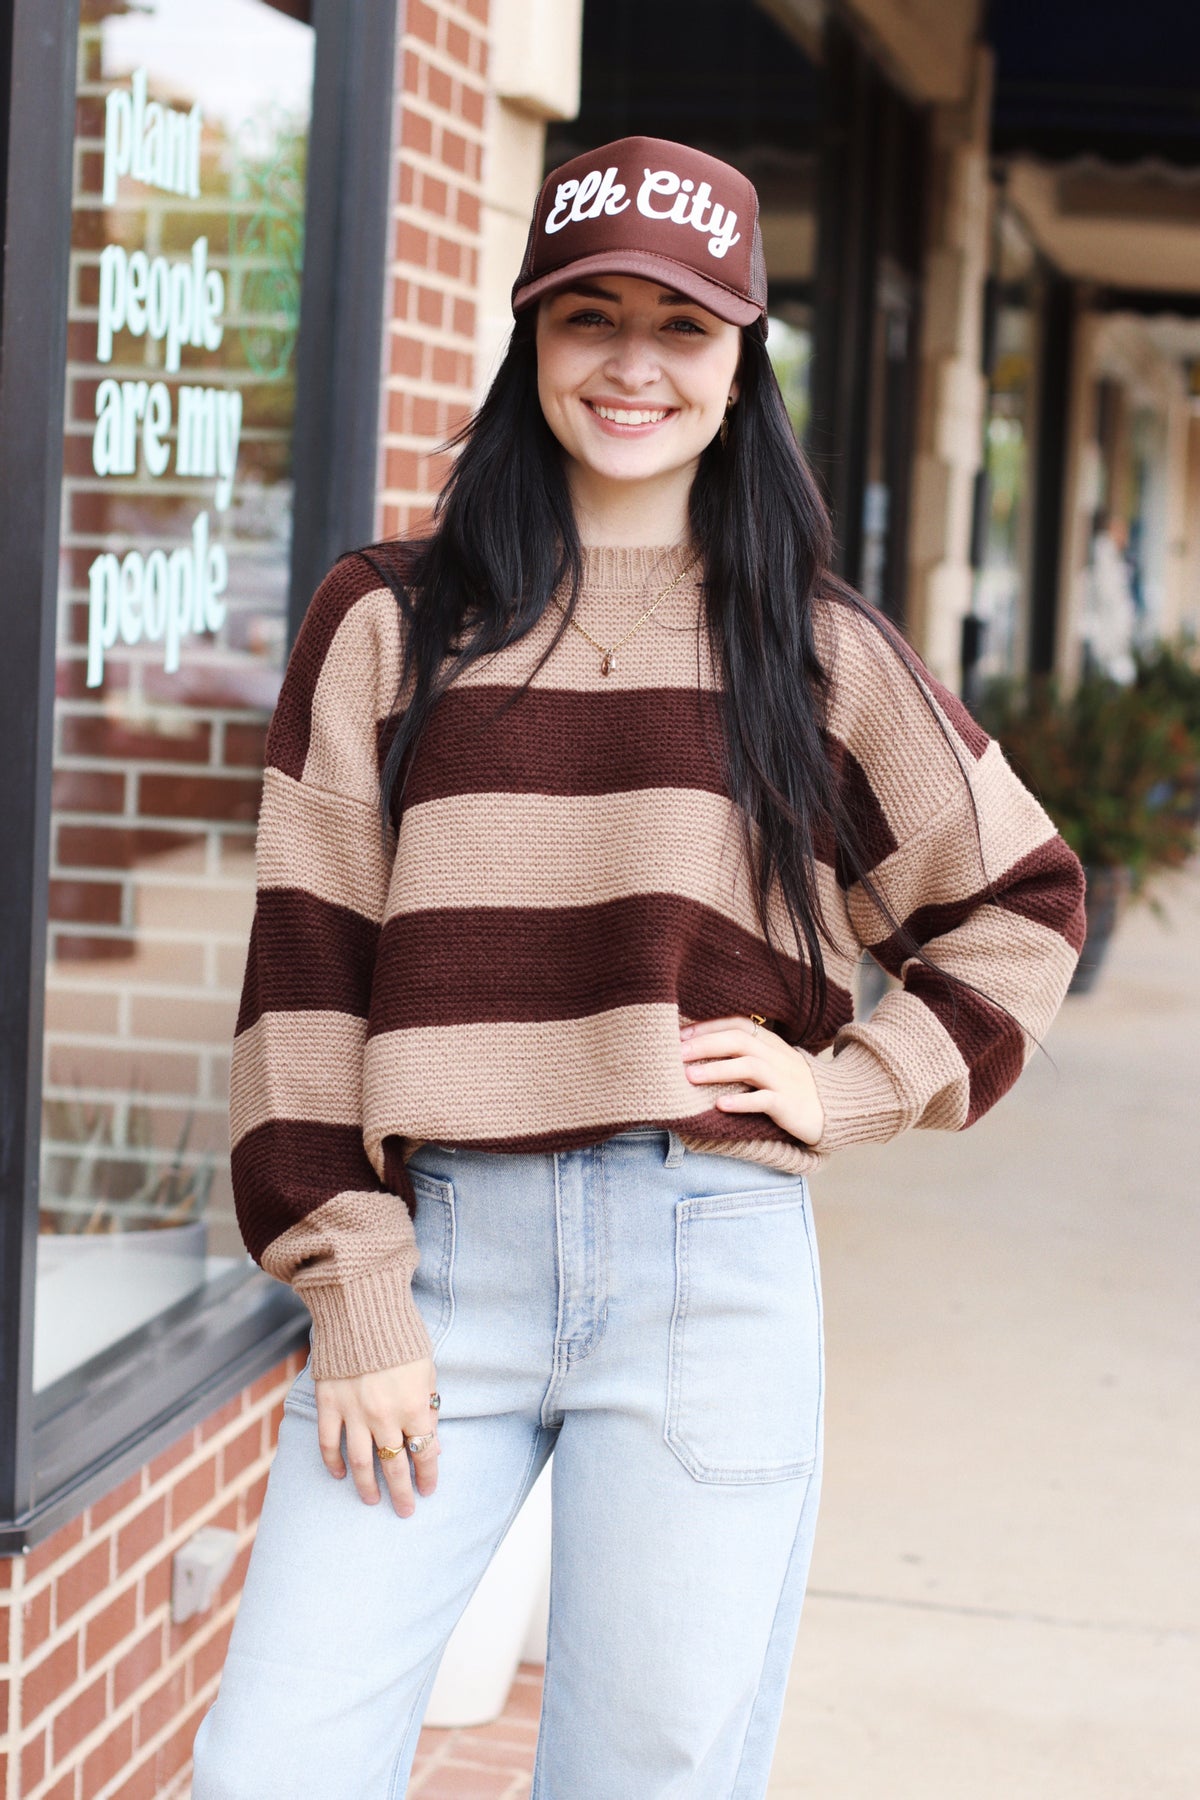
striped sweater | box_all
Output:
[230,540,1085,1379]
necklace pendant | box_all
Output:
[600,649,615,676]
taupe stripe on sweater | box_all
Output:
[229,540,1085,1378]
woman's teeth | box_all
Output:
[588,403,672,425]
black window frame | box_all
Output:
[0,0,403,1551]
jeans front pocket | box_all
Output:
[408,1168,457,1352]
[665,1180,822,1484]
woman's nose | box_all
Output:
[602,329,662,390]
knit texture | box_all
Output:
[230,541,1086,1377]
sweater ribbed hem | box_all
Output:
[301,1267,434,1380]
[806,1038,908,1155]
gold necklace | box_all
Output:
[551,549,701,676]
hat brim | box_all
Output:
[511,248,763,328]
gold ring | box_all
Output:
[750,1013,765,1034]
[376,1443,405,1460]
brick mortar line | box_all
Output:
[390,260,481,303]
[22,1590,242,1800]
[401,34,489,82]
[379,369,476,399]
[399,95,488,145]
[393,208,484,254]
[381,383,475,410]
[385,318,477,351]
[412,0,489,33]
[44,928,250,949]
[394,142,487,182]
[45,982,239,1002]
[17,1405,287,1606]
[45,868,252,892]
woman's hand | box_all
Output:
[680,1015,825,1145]
[314,1356,441,1516]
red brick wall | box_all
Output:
[2,2,491,1795]
[0,1350,305,1800]
[378,0,489,539]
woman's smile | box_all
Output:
[582,396,679,434]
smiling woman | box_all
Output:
[192,134,1086,1800]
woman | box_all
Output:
[193,136,1085,1799]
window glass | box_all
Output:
[37,0,315,1392]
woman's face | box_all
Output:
[535,274,742,496]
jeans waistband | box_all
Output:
[427,1127,687,1166]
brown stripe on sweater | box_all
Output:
[844,741,1061,941]
[232,1120,391,1263]
[236,891,379,1033]
[266,555,391,781]
[401,684,728,806]
[903,963,1028,1126]
[367,893,851,1037]
[821,732,900,881]
[864,838,1088,974]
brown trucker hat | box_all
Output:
[511,135,767,327]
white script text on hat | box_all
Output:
[544,164,741,260]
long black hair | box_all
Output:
[356,308,982,1039]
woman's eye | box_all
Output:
[665,317,706,336]
[566,309,612,328]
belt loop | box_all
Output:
[664,1129,686,1167]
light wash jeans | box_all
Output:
[191,1127,825,1799]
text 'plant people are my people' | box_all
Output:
[86,68,240,689]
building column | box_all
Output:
[905,43,993,687]
[476,0,583,400]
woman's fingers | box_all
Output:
[313,1357,443,1514]
[344,1418,384,1507]
[682,1047,766,1085]
[679,1017,825,1143]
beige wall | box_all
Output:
[476,0,583,400]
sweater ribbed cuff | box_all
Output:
[806,1037,909,1156]
[301,1266,435,1380]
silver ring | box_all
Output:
[404,1429,438,1456]
[429,1391,441,1411]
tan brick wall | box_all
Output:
[0,1351,305,1800]
[378,0,489,539]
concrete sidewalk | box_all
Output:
[769,866,1200,1798]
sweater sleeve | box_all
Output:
[805,604,1087,1155]
[229,553,434,1379]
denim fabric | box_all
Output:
[191,1128,825,1799]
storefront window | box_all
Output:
[36,0,315,1391]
